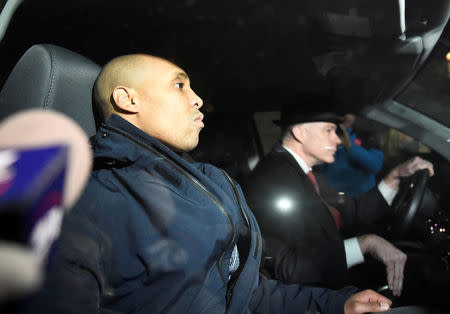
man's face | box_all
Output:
[301,122,341,165]
[135,58,204,151]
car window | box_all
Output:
[395,42,450,127]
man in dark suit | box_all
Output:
[243,107,434,297]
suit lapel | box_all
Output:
[276,146,339,238]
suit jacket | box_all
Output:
[242,144,389,288]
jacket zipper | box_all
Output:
[103,125,236,284]
[221,170,260,257]
[221,170,250,228]
[221,170,260,310]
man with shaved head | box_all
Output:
[33,54,393,314]
[94,54,205,151]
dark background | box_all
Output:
[1,0,449,114]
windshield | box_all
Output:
[395,42,450,127]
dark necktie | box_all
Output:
[307,171,341,230]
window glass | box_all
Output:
[395,43,450,127]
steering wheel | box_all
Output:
[391,169,430,239]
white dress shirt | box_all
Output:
[282,145,397,268]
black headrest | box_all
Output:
[0,44,101,137]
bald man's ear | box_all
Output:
[112,86,139,113]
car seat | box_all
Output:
[0,44,101,137]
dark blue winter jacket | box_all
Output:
[33,115,356,314]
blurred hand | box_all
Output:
[358,234,407,296]
[384,156,434,190]
[344,289,392,314]
[339,124,352,150]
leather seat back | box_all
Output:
[0,44,101,137]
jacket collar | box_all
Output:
[281,144,311,174]
[273,143,308,177]
[92,115,227,197]
[92,114,189,166]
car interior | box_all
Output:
[0,0,450,312]
[0,44,100,137]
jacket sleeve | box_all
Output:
[317,173,390,232]
[263,235,348,287]
[338,187,390,232]
[249,274,357,314]
[30,212,104,314]
[346,144,384,174]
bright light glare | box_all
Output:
[446,52,450,61]
[276,198,293,213]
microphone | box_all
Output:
[0,109,92,302]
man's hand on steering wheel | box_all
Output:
[384,156,433,237]
[383,156,434,190]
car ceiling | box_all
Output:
[0,0,450,115]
